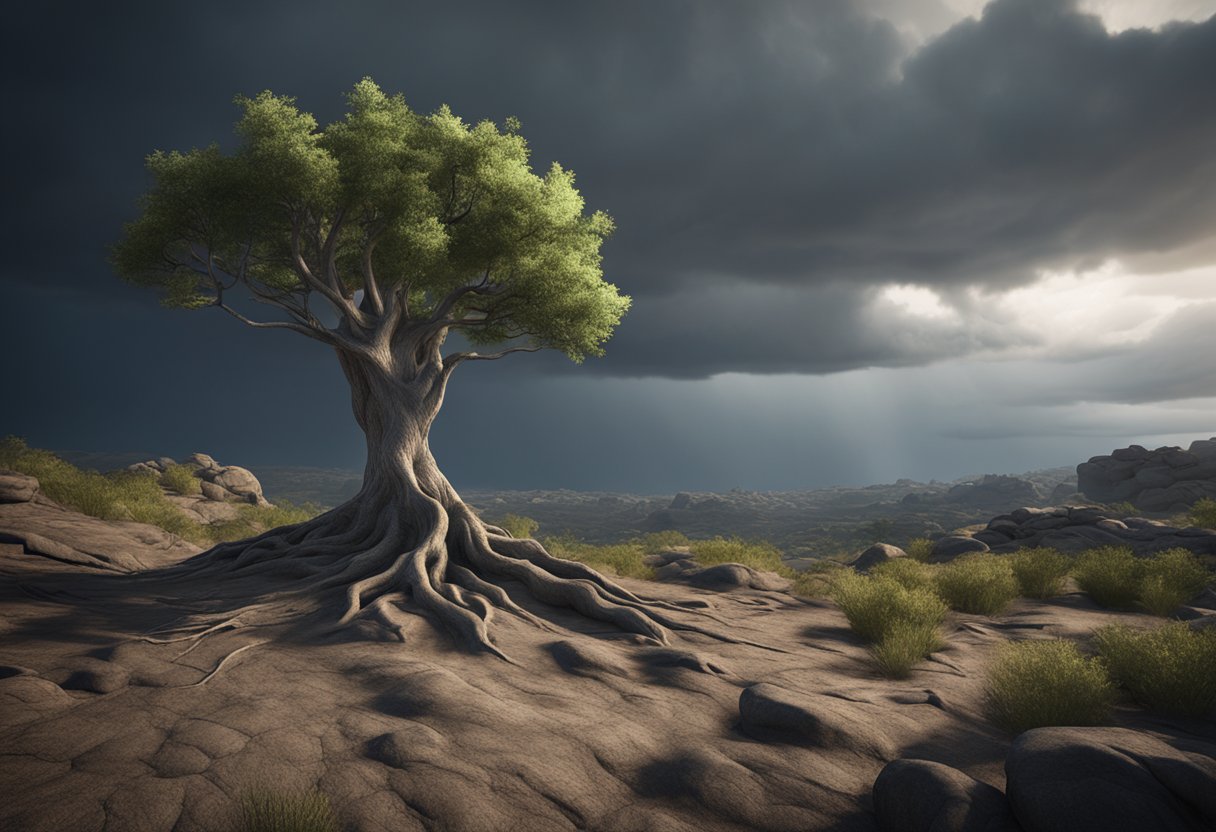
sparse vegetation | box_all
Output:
[905,537,934,563]
[1137,548,1211,615]
[687,536,784,571]
[1191,497,1216,529]
[1073,546,1143,609]
[830,572,948,643]
[789,559,847,598]
[984,640,1115,733]
[543,535,655,580]
[1094,623,1216,717]
[159,463,201,495]
[1010,547,1071,599]
[0,437,321,545]
[498,513,539,539]
[871,621,944,679]
[240,789,339,832]
[1108,501,1137,519]
[934,554,1019,615]
[870,558,936,592]
[1073,545,1212,614]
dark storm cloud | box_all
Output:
[4,0,1214,382]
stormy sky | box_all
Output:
[3,0,1215,493]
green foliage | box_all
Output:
[830,572,948,643]
[112,78,629,363]
[542,535,654,580]
[1094,623,1216,717]
[687,536,784,571]
[1108,501,1137,518]
[904,537,935,563]
[871,621,944,679]
[1010,547,1071,599]
[934,554,1019,615]
[498,513,539,539]
[984,640,1115,733]
[870,558,936,592]
[636,530,692,550]
[159,463,201,495]
[240,789,338,832]
[788,560,845,598]
[1190,497,1216,529]
[1138,548,1211,616]
[1073,546,1143,609]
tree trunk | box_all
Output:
[180,340,739,659]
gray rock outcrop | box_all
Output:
[127,453,270,506]
[873,759,1021,832]
[973,505,1216,556]
[1005,727,1216,832]
[1077,438,1216,511]
[852,543,907,572]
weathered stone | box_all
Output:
[199,480,230,502]
[0,471,38,504]
[52,658,130,694]
[873,759,1021,832]
[929,536,989,562]
[738,683,896,760]
[1005,727,1216,832]
[685,563,790,592]
[852,543,906,572]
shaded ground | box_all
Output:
[1,506,1211,831]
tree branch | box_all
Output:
[441,345,541,381]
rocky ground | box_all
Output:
[1,481,1213,831]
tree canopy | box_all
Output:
[112,78,629,363]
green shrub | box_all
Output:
[984,640,1115,733]
[240,789,338,832]
[830,572,948,643]
[159,463,201,495]
[1108,501,1137,519]
[205,501,325,545]
[498,513,539,539]
[1073,546,1143,609]
[635,530,692,550]
[688,536,784,571]
[1094,623,1216,717]
[934,554,1019,615]
[543,535,654,580]
[871,621,944,678]
[1010,547,1071,599]
[1191,497,1216,529]
[870,558,937,592]
[1137,548,1212,615]
[905,537,934,562]
[789,559,846,598]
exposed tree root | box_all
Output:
[142,488,788,672]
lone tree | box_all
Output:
[113,79,720,658]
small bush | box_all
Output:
[871,621,943,678]
[543,535,654,580]
[1108,501,1137,519]
[1073,546,1143,609]
[498,513,539,539]
[159,463,201,495]
[789,559,846,598]
[984,640,1115,733]
[870,558,936,592]
[830,572,948,643]
[1095,623,1216,717]
[635,530,692,550]
[688,536,784,572]
[905,537,934,562]
[1010,547,1071,599]
[1191,497,1216,530]
[1138,548,1211,615]
[241,789,338,832]
[934,554,1019,615]
[204,501,323,545]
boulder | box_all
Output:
[0,471,38,504]
[738,683,896,760]
[684,563,790,592]
[1078,439,1216,510]
[873,759,1021,832]
[930,536,989,562]
[185,452,219,471]
[208,466,265,504]
[669,492,693,510]
[199,480,231,502]
[1005,727,1216,832]
[852,543,906,572]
